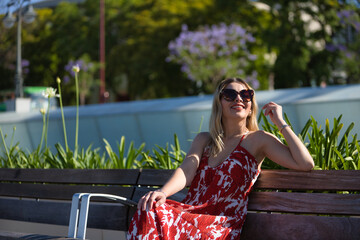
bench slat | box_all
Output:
[255,170,360,191]
[137,170,360,191]
[132,187,187,203]
[248,191,360,215]
[0,169,140,185]
[0,198,129,231]
[0,183,134,201]
[241,212,360,240]
[137,169,173,186]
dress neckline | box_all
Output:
[207,132,250,168]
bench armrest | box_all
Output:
[68,193,137,239]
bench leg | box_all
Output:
[68,193,87,238]
[77,194,91,239]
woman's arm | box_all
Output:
[138,132,210,211]
[260,102,314,171]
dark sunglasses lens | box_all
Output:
[222,89,237,101]
[240,90,253,102]
[222,89,253,102]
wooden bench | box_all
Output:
[0,168,359,239]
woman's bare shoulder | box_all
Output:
[193,132,211,144]
[186,132,211,156]
[249,130,278,139]
[244,130,280,163]
[248,130,281,150]
[246,130,280,148]
[248,130,268,139]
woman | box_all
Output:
[127,78,314,239]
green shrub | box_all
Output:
[1,98,358,170]
[104,136,145,169]
[142,134,186,169]
[259,112,359,170]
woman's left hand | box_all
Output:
[262,102,286,128]
[261,102,315,171]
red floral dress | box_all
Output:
[127,136,261,239]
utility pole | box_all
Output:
[99,0,106,103]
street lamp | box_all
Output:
[2,0,36,99]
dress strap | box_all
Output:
[239,131,249,145]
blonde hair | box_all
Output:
[209,78,259,156]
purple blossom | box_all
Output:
[22,59,30,67]
[167,23,258,88]
[165,56,172,62]
[65,58,93,77]
[237,69,244,75]
[246,34,256,43]
[345,51,354,59]
[65,60,76,77]
[7,59,30,74]
[63,75,70,84]
[354,22,360,32]
[251,79,260,89]
[337,9,360,32]
[245,71,259,89]
[337,10,353,19]
[325,44,338,52]
[181,65,189,73]
[248,54,257,61]
[181,24,188,32]
[337,44,347,51]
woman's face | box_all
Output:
[220,82,252,120]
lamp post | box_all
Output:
[3,0,36,99]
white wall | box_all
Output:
[0,84,359,154]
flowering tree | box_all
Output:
[326,9,360,83]
[167,23,259,93]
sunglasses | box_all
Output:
[221,89,254,102]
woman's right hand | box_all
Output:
[136,132,210,212]
[137,190,167,211]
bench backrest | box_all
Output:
[0,169,140,231]
[243,170,360,240]
[1,169,360,239]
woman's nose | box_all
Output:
[235,94,243,102]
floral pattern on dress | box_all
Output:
[127,137,260,240]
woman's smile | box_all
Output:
[231,103,245,110]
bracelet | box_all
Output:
[279,124,290,133]
[156,189,167,197]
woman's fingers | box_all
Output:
[262,102,275,116]
[155,198,165,208]
[138,191,151,211]
[146,192,156,211]
[137,191,166,211]
[149,191,166,210]
[262,102,284,126]
[263,102,280,113]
